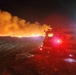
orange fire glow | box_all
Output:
[0,10,51,37]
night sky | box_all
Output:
[0,0,76,27]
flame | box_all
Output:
[0,10,51,37]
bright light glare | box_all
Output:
[64,58,76,63]
[0,34,45,38]
[69,54,73,57]
[55,39,63,44]
[57,40,61,43]
[41,44,43,47]
[17,36,23,38]
[40,48,43,51]
[57,39,62,44]
[48,33,53,37]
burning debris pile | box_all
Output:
[0,10,50,37]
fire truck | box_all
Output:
[39,25,76,56]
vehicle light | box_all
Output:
[64,58,76,63]
[52,37,63,45]
[56,39,63,44]
[40,47,43,51]
[41,44,43,47]
[48,33,53,37]
[69,54,73,57]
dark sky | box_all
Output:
[0,0,76,26]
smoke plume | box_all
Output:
[0,10,50,37]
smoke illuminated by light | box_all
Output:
[0,10,51,37]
